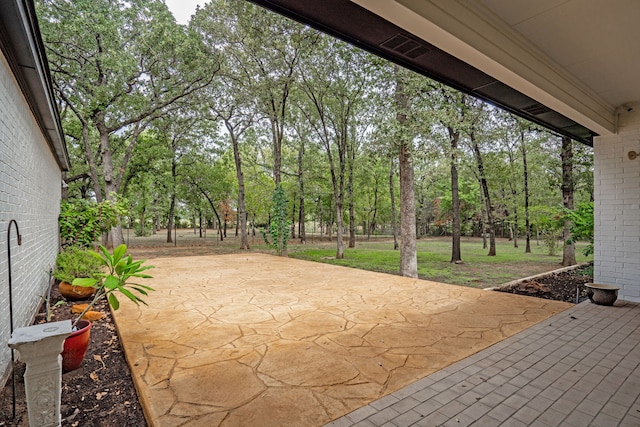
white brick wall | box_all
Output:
[594,126,640,302]
[0,51,62,381]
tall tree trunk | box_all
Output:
[291,198,296,239]
[348,149,356,248]
[521,130,532,253]
[81,121,103,202]
[334,193,344,258]
[512,195,519,248]
[195,186,223,242]
[471,131,496,256]
[389,156,398,250]
[297,142,306,244]
[167,197,175,243]
[561,136,576,265]
[449,127,462,263]
[324,136,346,258]
[98,125,124,248]
[368,186,378,240]
[271,118,283,186]
[166,154,177,243]
[479,190,487,249]
[395,66,417,277]
[229,129,249,250]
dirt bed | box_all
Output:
[495,263,594,303]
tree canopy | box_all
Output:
[38,0,593,266]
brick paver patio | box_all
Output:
[326,300,640,426]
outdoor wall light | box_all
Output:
[628,151,637,160]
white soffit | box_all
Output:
[351,0,619,136]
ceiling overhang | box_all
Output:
[248,0,617,146]
[0,0,69,170]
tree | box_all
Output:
[467,101,496,256]
[38,0,218,247]
[565,201,594,256]
[434,89,469,263]
[298,38,368,259]
[389,157,399,250]
[561,136,577,266]
[394,65,418,277]
[148,111,203,243]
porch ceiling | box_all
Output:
[249,0,640,146]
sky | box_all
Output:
[164,0,203,25]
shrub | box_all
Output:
[262,184,291,256]
[59,198,127,248]
[565,201,594,256]
[53,246,103,284]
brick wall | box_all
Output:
[593,126,640,302]
[0,51,62,381]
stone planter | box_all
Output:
[585,283,619,306]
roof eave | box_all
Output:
[0,0,69,171]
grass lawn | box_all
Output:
[288,236,592,288]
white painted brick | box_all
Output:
[0,51,62,383]
[595,129,640,303]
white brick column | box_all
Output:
[593,124,640,302]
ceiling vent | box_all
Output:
[380,34,429,59]
[522,103,551,116]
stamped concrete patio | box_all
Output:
[111,253,570,426]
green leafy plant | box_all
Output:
[565,201,594,256]
[261,184,291,256]
[71,244,154,328]
[59,197,127,248]
[533,209,563,256]
[53,246,103,284]
[42,269,67,322]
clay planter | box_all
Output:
[59,281,95,301]
[62,320,92,373]
[585,283,620,306]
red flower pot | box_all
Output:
[62,320,92,373]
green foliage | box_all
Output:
[134,223,153,237]
[262,184,291,256]
[53,246,104,284]
[531,206,563,256]
[290,238,593,287]
[72,244,154,327]
[565,201,594,256]
[59,198,127,248]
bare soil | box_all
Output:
[0,285,146,427]
[0,238,592,427]
[495,263,594,304]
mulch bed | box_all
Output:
[0,262,593,426]
[0,285,146,427]
[495,263,594,303]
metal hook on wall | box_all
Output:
[7,219,22,419]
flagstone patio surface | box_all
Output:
[111,253,570,427]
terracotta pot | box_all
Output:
[585,283,619,306]
[59,281,95,301]
[62,320,92,373]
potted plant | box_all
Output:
[62,244,154,372]
[54,246,104,300]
